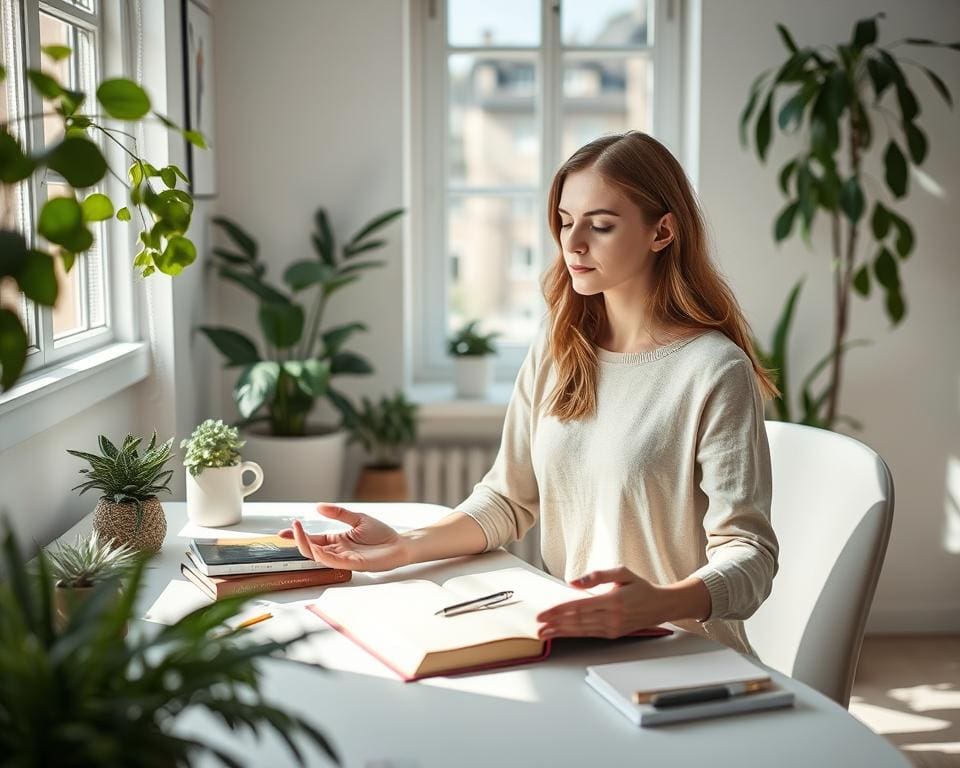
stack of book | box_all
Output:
[180,535,352,600]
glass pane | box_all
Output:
[448,0,540,47]
[39,12,96,148]
[562,0,651,47]
[448,195,541,345]
[44,182,84,339]
[64,0,96,12]
[449,54,538,187]
[85,222,105,328]
[561,55,651,160]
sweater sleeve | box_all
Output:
[690,358,779,621]
[453,339,541,551]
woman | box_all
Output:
[281,131,779,656]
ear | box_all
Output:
[650,212,676,253]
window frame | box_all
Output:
[409,0,683,386]
[0,0,146,448]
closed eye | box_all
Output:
[560,224,613,233]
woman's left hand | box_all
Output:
[535,567,701,640]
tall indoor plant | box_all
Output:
[0,47,203,391]
[740,14,958,428]
[199,206,403,500]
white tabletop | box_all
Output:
[59,502,909,768]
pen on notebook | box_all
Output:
[647,679,772,709]
[435,591,514,617]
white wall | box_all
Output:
[696,0,960,632]
[211,0,960,630]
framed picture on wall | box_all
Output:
[182,0,217,198]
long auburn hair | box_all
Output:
[543,131,778,422]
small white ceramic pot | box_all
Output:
[185,462,264,527]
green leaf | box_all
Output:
[0,230,28,278]
[218,266,289,304]
[851,15,881,50]
[866,56,894,98]
[904,121,927,164]
[183,129,207,148]
[18,250,57,305]
[839,177,864,223]
[160,167,177,188]
[81,193,114,222]
[776,24,799,54]
[234,361,280,418]
[258,302,304,349]
[38,197,90,252]
[156,236,196,276]
[920,65,952,107]
[27,70,63,99]
[321,274,359,297]
[885,288,906,324]
[0,65,5,82]
[283,260,333,291]
[755,93,773,161]
[45,136,107,187]
[41,44,72,61]
[873,246,900,290]
[60,250,75,272]
[0,308,28,390]
[313,208,335,266]
[822,69,849,119]
[888,210,915,258]
[0,131,34,183]
[342,239,387,259]
[895,82,919,122]
[739,71,770,146]
[116,206,131,222]
[852,265,871,297]
[774,201,799,242]
[883,141,908,197]
[96,78,151,120]
[329,351,373,375]
[871,201,891,239]
[778,159,797,195]
[212,217,257,259]
[320,322,367,356]
[348,208,404,246]
[197,326,261,366]
[285,359,330,397]
[337,259,386,276]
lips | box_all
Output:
[569,265,595,272]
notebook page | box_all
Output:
[312,578,537,664]
[441,567,585,637]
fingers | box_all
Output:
[291,520,317,560]
[317,503,364,527]
[570,567,633,589]
[279,526,336,546]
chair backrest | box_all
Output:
[745,421,894,708]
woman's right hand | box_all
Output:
[277,503,409,572]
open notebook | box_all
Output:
[307,566,672,682]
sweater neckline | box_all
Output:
[595,331,709,364]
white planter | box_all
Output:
[454,355,494,399]
[240,424,347,502]
[185,462,264,527]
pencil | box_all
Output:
[235,612,273,630]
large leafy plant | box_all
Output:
[0,522,338,766]
[740,14,958,427]
[0,50,203,391]
[200,207,403,436]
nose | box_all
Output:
[565,227,587,255]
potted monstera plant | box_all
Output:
[199,207,403,502]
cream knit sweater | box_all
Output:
[455,327,779,655]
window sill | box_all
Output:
[407,382,512,441]
[0,342,150,452]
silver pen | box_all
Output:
[434,590,514,617]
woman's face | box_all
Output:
[556,167,673,297]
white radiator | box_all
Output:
[404,443,543,568]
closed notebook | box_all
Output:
[307,566,672,682]
[188,535,330,576]
[585,648,795,726]
[180,550,352,600]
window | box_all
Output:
[412,0,682,383]
[1,0,124,378]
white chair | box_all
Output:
[745,421,895,708]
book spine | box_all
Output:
[202,559,333,576]
[215,569,352,599]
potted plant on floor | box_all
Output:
[348,392,419,502]
[739,13,959,428]
[67,432,174,552]
[0,521,339,766]
[182,419,265,527]
[199,206,403,501]
[46,530,138,630]
[448,320,500,399]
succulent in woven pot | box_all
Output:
[67,432,175,553]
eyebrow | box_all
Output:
[557,208,620,217]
